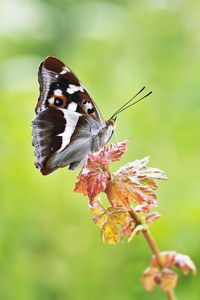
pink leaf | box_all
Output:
[150,251,197,276]
[174,254,197,275]
[135,203,157,213]
[145,212,161,225]
[87,140,130,169]
[114,157,167,190]
[151,251,176,268]
[74,169,109,203]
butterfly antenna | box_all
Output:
[111,87,152,119]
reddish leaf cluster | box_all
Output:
[75,141,130,203]
[74,141,166,244]
[74,140,197,296]
[142,251,197,292]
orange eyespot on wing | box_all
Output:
[48,94,67,108]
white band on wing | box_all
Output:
[56,108,82,152]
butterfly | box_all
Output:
[32,56,151,175]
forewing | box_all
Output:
[36,56,105,126]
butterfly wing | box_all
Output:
[36,56,105,125]
[32,56,113,175]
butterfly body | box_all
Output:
[32,56,115,175]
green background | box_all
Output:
[1,0,200,299]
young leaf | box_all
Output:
[98,140,131,164]
[142,266,178,292]
[74,141,130,202]
[135,203,157,213]
[74,169,110,203]
[142,267,159,291]
[151,251,176,268]
[105,178,158,208]
[87,140,130,169]
[151,251,197,276]
[145,212,161,225]
[89,200,128,244]
[174,253,197,275]
[159,269,178,292]
[114,157,167,191]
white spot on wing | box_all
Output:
[68,102,78,112]
[48,97,54,104]
[54,89,62,95]
[83,101,93,110]
[60,66,70,74]
[67,84,84,94]
[56,109,81,152]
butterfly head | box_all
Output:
[107,116,117,127]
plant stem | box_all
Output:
[142,227,164,269]
[128,208,176,300]
[166,290,176,300]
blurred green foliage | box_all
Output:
[0,0,200,299]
